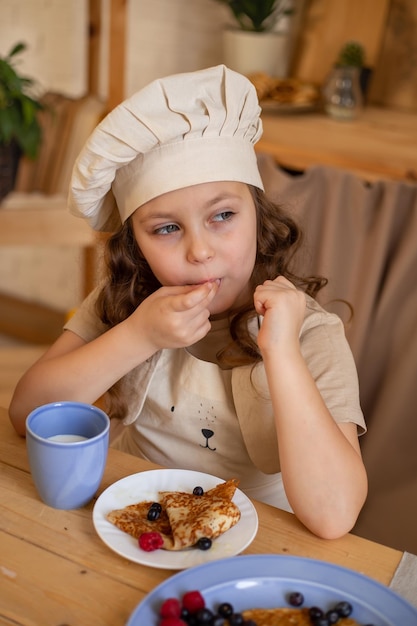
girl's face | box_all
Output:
[131,181,257,317]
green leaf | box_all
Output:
[7,42,27,60]
[214,0,293,32]
[0,108,15,143]
[14,119,42,159]
[337,41,365,67]
[0,41,43,158]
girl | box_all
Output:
[9,65,367,539]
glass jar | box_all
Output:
[323,66,363,120]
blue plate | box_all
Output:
[126,554,417,625]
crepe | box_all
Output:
[106,478,240,551]
[159,478,241,550]
[242,608,360,625]
[106,500,174,549]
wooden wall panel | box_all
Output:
[291,0,390,84]
[88,0,102,97]
[368,0,417,112]
[108,0,127,109]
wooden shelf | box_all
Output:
[257,106,417,182]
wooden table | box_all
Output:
[257,106,417,182]
[0,406,404,626]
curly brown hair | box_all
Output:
[96,186,326,417]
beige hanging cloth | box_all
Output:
[258,153,417,554]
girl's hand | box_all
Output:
[127,281,219,352]
[253,276,306,354]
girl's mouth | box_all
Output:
[192,278,221,287]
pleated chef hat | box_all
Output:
[68,65,264,232]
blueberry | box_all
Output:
[309,606,324,620]
[196,537,212,550]
[326,609,340,624]
[313,618,330,626]
[288,591,304,607]
[193,486,204,496]
[229,613,244,625]
[146,505,161,521]
[335,601,353,617]
[217,602,234,617]
[195,607,214,623]
[180,607,190,620]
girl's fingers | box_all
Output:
[261,276,296,291]
[254,276,305,322]
[138,282,219,346]
[169,281,219,312]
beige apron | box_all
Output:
[112,347,292,510]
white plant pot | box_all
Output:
[223,29,291,77]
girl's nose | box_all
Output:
[186,232,214,264]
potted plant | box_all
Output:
[337,40,373,98]
[336,40,365,68]
[215,0,294,32]
[322,41,366,120]
[0,42,43,201]
[213,0,296,78]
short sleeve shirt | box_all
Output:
[64,289,366,508]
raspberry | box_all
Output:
[160,598,181,619]
[181,590,205,613]
[138,531,164,551]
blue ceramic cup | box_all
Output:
[26,401,110,509]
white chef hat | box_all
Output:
[68,65,264,232]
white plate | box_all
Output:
[92,469,258,570]
[126,555,417,625]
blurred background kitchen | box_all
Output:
[0,0,416,554]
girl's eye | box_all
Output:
[213,210,234,222]
[154,223,179,235]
